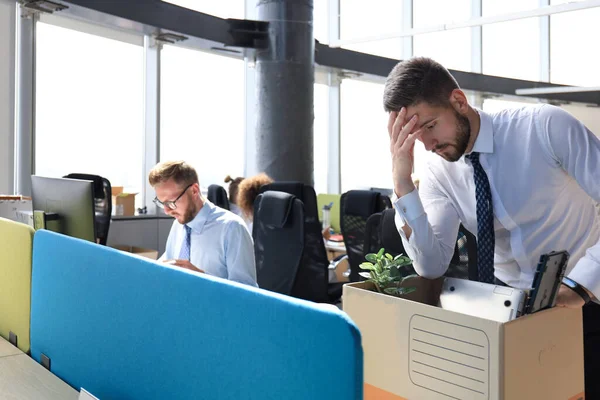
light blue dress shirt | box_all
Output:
[160,200,257,287]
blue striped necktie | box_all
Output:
[465,152,495,283]
[178,225,192,261]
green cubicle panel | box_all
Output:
[0,217,35,353]
[316,194,341,233]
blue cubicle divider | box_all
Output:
[30,230,363,400]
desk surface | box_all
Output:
[112,213,173,221]
[0,354,79,399]
[325,240,346,252]
[0,336,22,358]
[0,337,79,399]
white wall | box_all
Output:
[0,0,15,194]
[560,104,600,139]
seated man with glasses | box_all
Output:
[149,160,257,287]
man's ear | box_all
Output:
[448,89,469,114]
[192,183,200,196]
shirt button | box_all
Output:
[402,207,407,213]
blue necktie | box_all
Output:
[178,225,192,260]
[466,152,495,283]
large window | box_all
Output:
[482,98,535,113]
[341,79,392,191]
[35,22,144,195]
[340,0,403,59]
[413,0,472,72]
[550,0,600,86]
[482,0,540,81]
[314,83,329,194]
[313,0,329,44]
[160,45,245,189]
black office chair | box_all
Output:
[258,182,344,303]
[207,184,230,210]
[340,190,392,282]
[63,173,111,245]
[253,191,304,296]
[364,209,477,280]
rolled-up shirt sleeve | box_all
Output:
[394,174,461,279]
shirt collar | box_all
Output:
[467,108,494,155]
[186,200,215,233]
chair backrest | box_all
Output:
[30,230,363,400]
[0,217,34,353]
[260,182,319,223]
[63,173,111,245]
[207,184,230,210]
[259,183,330,302]
[341,190,391,282]
[448,225,478,280]
[364,209,478,280]
[253,191,304,295]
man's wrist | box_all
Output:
[394,181,416,198]
[562,277,592,305]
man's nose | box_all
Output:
[421,136,437,152]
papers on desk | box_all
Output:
[325,240,346,251]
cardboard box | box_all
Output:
[343,279,585,400]
[111,187,137,216]
[112,245,158,260]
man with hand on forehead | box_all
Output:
[149,160,257,287]
[385,57,600,396]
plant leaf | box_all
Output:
[365,253,377,263]
[397,287,417,295]
[389,265,401,278]
[377,248,385,258]
[402,274,419,281]
[358,272,372,279]
[385,253,393,261]
[359,262,375,270]
[383,287,398,295]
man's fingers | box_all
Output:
[391,108,407,144]
[393,113,418,149]
[400,128,423,152]
[387,111,398,138]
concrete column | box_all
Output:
[255,0,314,184]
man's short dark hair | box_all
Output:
[383,57,460,112]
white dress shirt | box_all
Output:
[394,104,600,299]
[160,200,257,287]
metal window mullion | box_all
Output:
[243,0,258,178]
[402,0,413,59]
[327,0,341,194]
[471,0,482,73]
[539,0,550,82]
[14,5,35,196]
[143,35,160,211]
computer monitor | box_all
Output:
[31,176,96,243]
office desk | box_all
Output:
[0,335,22,358]
[325,240,346,261]
[0,337,78,399]
[108,213,173,254]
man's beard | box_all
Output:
[180,201,198,224]
[434,110,471,162]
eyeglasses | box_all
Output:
[153,184,193,210]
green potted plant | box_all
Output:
[359,248,417,296]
